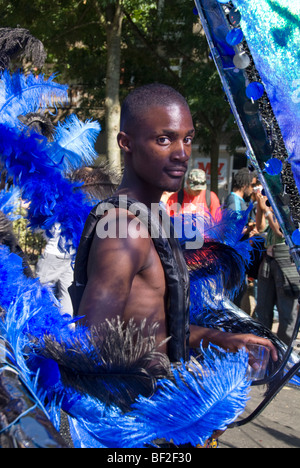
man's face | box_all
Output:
[244,177,257,198]
[122,103,195,193]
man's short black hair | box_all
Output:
[233,167,257,189]
[120,83,189,132]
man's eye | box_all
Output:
[157,137,170,145]
[185,137,193,145]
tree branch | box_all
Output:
[55,21,101,41]
[122,8,180,82]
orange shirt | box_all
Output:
[166,189,220,218]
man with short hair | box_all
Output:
[73,83,277,364]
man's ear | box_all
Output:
[117,132,132,154]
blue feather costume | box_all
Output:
[0,57,297,447]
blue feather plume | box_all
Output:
[175,206,256,310]
[0,70,101,251]
[0,122,60,182]
[0,70,68,127]
[0,122,96,251]
[203,205,254,249]
[52,114,101,171]
[22,170,94,251]
[175,206,254,261]
[128,349,250,447]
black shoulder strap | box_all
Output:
[177,188,184,207]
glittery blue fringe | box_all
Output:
[231,0,300,191]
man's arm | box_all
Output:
[78,209,151,327]
[255,193,267,233]
[189,325,278,362]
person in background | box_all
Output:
[224,168,258,307]
[36,222,74,316]
[224,167,257,232]
[240,181,266,316]
[254,192,299,345]
[165,168,220,218]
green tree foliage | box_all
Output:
[13,208,46,265]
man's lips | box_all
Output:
[165,167,187,177]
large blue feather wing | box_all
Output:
[0,245,251,448]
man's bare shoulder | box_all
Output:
[87,207,152,278]
[95,207,151,242]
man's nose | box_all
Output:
[170,141,190,161]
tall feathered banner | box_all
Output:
[230,0,300,191]
[194,0,300,269]
[193,0,300,400]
